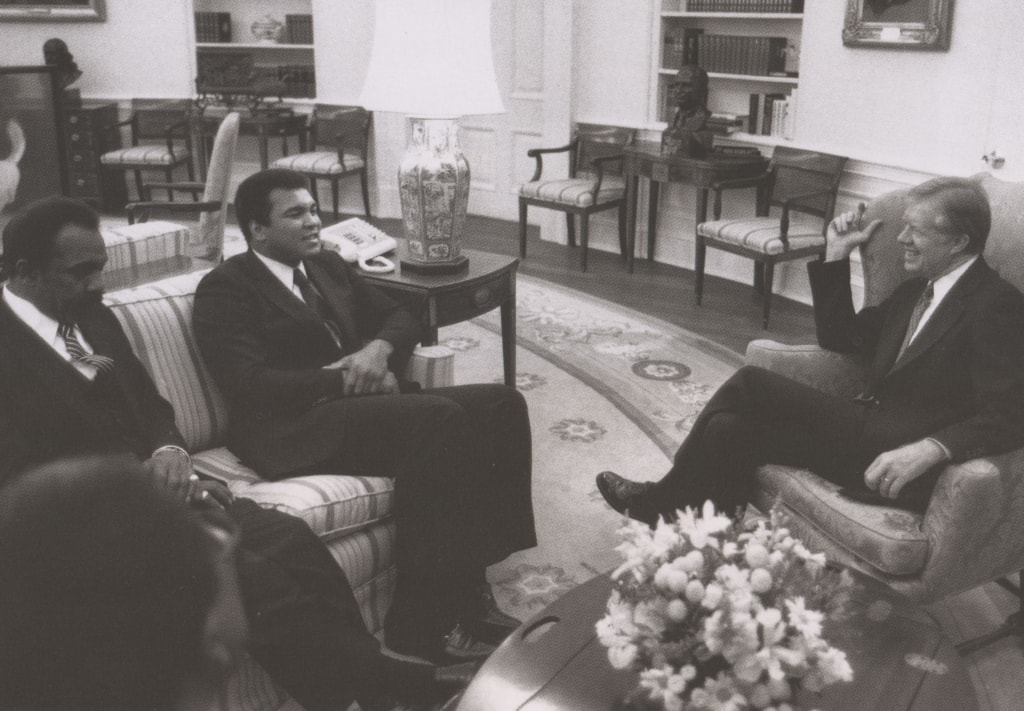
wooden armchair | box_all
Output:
[100,106,195,201]
[271,104,372,221]
[746,172,1024,653]
[696,146,847,328]
[518,124,635,271]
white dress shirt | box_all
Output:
[254,251,309,302]
[906,255,978,346]
[2,288,99,380]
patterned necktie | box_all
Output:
[58,322,116,375]
[293,269,343,349]
[896,281,934,361]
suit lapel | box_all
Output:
[305,256,359,353]
[243,250,313,324]
[887,259,987,375]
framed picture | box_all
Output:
[842,0,954,50]
[0,0,105,22]
[0,66,66,225]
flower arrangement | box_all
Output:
[596,503,855,711]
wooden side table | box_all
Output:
[362,248,519,388]
[621,143,768,274]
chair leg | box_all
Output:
[165,168,175,202]
[580,215,590,272]
[753,262,764,294]
[133,170,145,202]
[695,236,707,306]
[957,573,1024,654]
[360,171,372,217]
[617,204,628,260]
[518,201,528,259]
[761,261,775,330]
[566,213,576,248]
[331,178,340,222]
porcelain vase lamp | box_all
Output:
[359,0,505,273]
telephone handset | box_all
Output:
[319,218,397,273]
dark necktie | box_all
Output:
[58,322,115,375]
[293,269,343,348]
[896,282,934,361]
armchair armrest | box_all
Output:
[403,345,454,388]
[744,339,867,398]
[778,187,833,244]
[914,448,1024,601]
[139,180,206,201]
[588,153,624,193]
[126,199,222,225]
[526,141,576,182]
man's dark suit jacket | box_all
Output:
[0,295,184,482]
[193,249,423,477]
[808,256,1024,463]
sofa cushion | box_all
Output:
[193,447,395,542]
[755,464,929,576]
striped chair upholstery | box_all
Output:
[518,174,626,208]
[104,269,454,711]
[100,144,190,167]
[695,215,826,256]
[100,220,191,291]
[99,107,194,201]
[272,150,366,175]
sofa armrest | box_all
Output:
[744,339,868,398]
[914,448,1024,600]
[403,345,454,388]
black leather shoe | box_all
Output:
[461,584,521,644]
[596,471,658,526]
[387,623,497,665]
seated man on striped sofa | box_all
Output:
[0,196,475,711]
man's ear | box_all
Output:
[950,232,971,255]
[10,259,38,282]
[249,220,266,244]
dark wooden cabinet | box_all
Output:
[62,103,127,211]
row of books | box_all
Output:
[276,65,317,98]
[284,14,314,45]
[706,112,747,136]
[748,90,796,139]
[684,0,803,12]
[665,33,793,76]
[195,12,231,43]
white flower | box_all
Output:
[785,597,824,639]
[702,582,724,609]
[676,501,732,549]
[679,549,706,573]
[699,673,748,711]
[750,567,773,593]
[745,543,770,568]
[634,598,669,636]
[748,683,772,708]
[607,643,638,669]
[816,646,853,683]
[667,598,689,621]
[686,579,706,603]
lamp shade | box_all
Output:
[359,0,505,118]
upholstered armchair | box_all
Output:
[747,172,1024,652]
[518,124,635,271]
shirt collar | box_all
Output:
[2,287,61,346]
[930,255,978,305]
[253,251,306,292]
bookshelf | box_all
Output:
[192,0,316,100]
[652,0,803,143]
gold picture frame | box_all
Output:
[842,0,953,50]
[0,0,105,22]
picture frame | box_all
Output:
[0,0,105,22]
[0,65,67,224]
[842,0,954,50]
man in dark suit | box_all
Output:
[192,169,536,664]
[0,196,475,711]
[598,176,1024,522]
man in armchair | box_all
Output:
[598,176,1024,522]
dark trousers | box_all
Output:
[651,366,941,515]
[263,383,535,639]
[230,498,434,711]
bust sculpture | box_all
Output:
[661,64,712,158]
[43,38,82,90]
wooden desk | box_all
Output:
[362,248,519,388]
[192,107,308,173]
[621,143,768,273]
[457,571,978,711]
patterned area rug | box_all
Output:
[441,274,744,621]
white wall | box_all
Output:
[0,3,194,100]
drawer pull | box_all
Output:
[473,287,492,307]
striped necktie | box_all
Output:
[896,282,934,361]
[293,269,343,349]
[58,322,116,375]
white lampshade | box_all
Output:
[359,0,505,118]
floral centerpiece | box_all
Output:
[597,503,855,711]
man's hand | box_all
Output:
[326,339,396,396]
[825,203,883,262]
[144,448,194,500]
[863,439,949,499]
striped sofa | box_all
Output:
[105,268,454,710]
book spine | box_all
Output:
[767,37,787,75]
[748,93,761,133]
[217,12,231,43]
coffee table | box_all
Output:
[456,571,977,710]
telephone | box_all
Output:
[319,218,397,273]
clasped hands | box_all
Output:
[324,339,400,396]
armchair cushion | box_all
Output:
[697,215,824,255]
[519,175,625,208]
[100,145,190,166]
[272,151,366,174]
